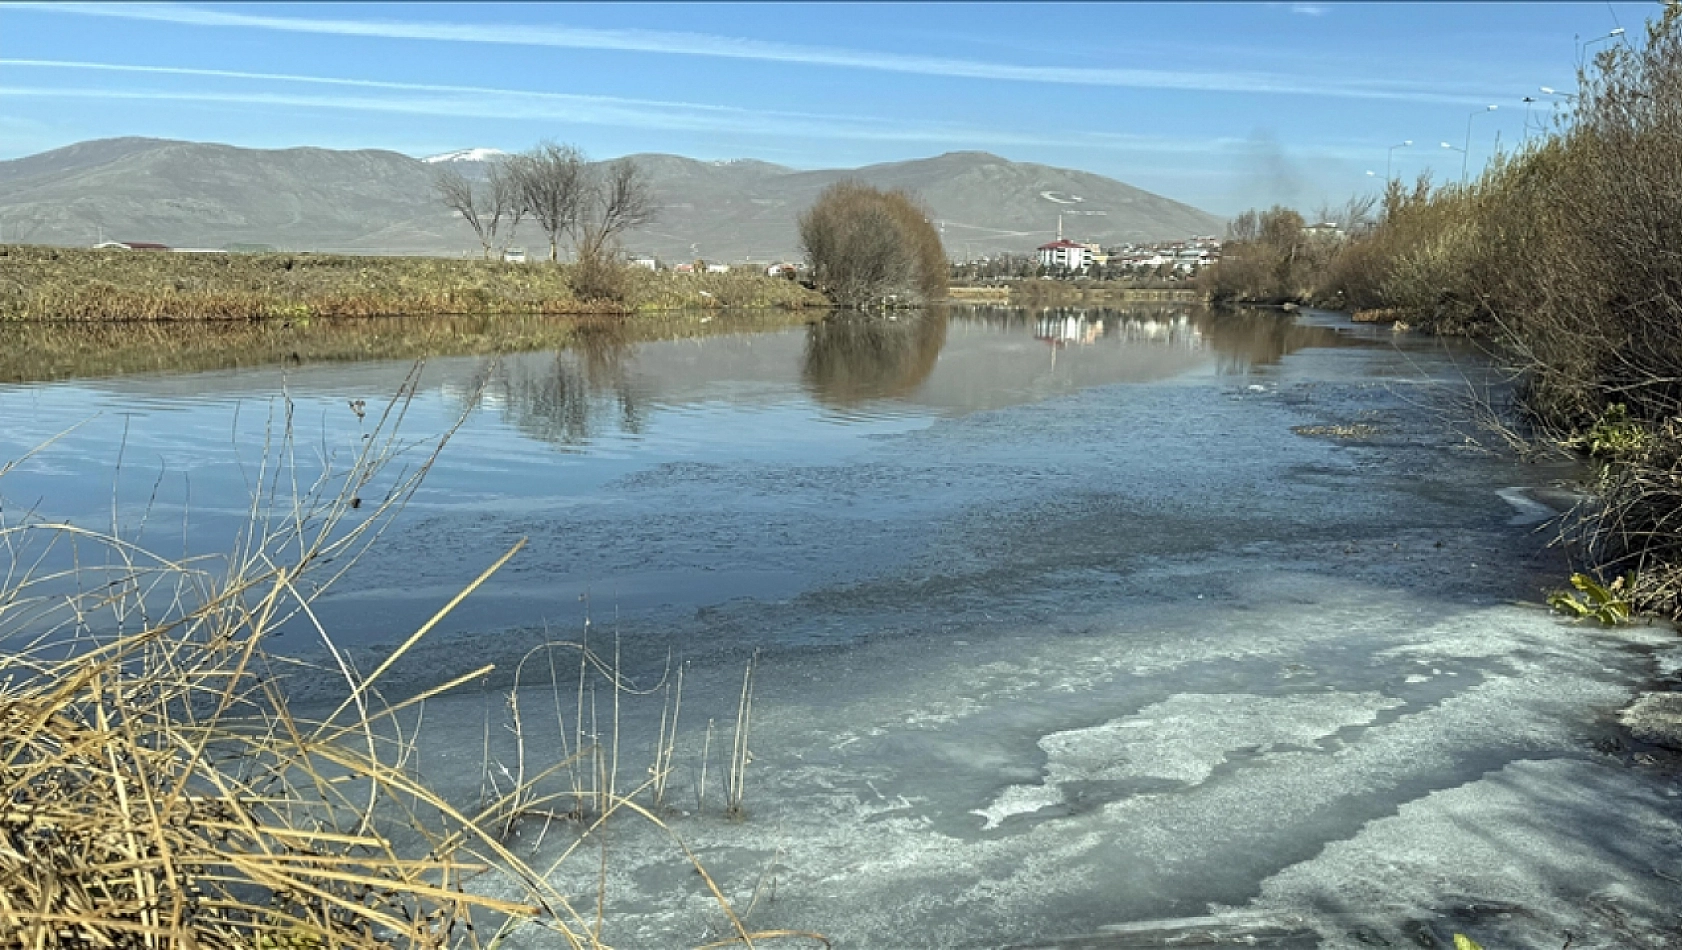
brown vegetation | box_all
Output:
[0,310,815,385]
[797,182,948,308]
[1203,197,1377,305]
[0,245,826,321]
[0,382,828,949]
[1211,6,1682,617]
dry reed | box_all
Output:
[0,367,825,949]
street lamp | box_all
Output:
[1580,27,1627,64]
[1440,141,1466,185]
[1462,105,1497,184]
[1540,85,1578,100]
[1386,139,1413,180]
[1522,96,1538,139]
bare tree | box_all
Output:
[433,163,523,260]
[486,161,526,253]
[575,159,658,264]
[1312,194,1380,236]
[507,142,586,263]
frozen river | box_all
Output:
[1,306,1678,948]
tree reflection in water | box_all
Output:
[464,321,645,448]
[1199,307,1356,373]
[801,309,949,406]
[432,305,1362,449]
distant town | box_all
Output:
[954,234,1224,283]
[82,233,1229,286]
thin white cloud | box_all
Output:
[1290,4,1329,16]
[0,1,1496,105]
[0,80,1387,167]
[0,57,870,127]
[0,58,1304,156]
[0,84,994,143]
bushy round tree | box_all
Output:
[798,182,947,307]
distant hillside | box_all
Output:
[0,138,1222,261]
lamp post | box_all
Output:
[1440,142,1467,185]
[1462,105,1497,184]
[1579,27,1627,65]
[1522,96,1538,140]
[1540,86,1578,126]
[1386,139,1413,180]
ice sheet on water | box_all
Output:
[972,691,1404,829]
[395,568,1677,949]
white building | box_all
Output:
[1036,239,1092,271]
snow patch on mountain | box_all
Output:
[422,148,509,164]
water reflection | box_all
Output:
[0,303,1398,651]
[802,311,948,406]
[0,307,1372,462]
[454,323,647,449]
[1201,307,1361,372]
[957,304,1353,371]
[424,305,1365,447]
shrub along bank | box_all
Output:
[797,182,948,308]
[1208,6,1682,618]
[0,244,827,321]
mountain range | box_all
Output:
[0,137,1223,262]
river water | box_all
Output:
[1,306,1678,948]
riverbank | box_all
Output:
[1207,7,1682,621]
[0,244,828,320]
[0,310,817,384]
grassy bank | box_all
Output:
[0,244,828,321]
[0,310,815,384]
[1209,6,1682,618]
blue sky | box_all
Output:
[0,1,1653,216]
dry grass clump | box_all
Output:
[0,246,826,321]
[0,373,824,949]
[0,376,562,949]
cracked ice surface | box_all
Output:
[972,692,1404,829]
[400,574,1680,949]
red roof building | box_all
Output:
[1036,239,1091,271]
